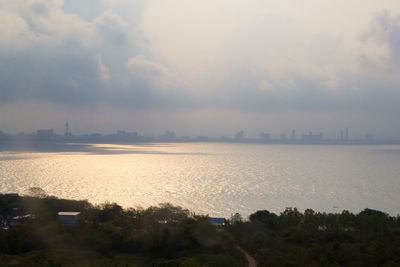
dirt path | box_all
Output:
[237,246,257,267]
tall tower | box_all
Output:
[291,129,296,141]
[65,121,69,136]
[345,128,349,141]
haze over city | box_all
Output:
[1,0,400,138]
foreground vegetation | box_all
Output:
[0,193,243,266]
[1,192,400,266]
[228,208,400,266]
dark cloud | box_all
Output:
[0,1,195,112]
[0,46,196,110]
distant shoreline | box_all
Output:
[1,139,400,154]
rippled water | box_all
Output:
[1,143,400,217]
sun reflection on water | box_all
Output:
[0,143,400,217]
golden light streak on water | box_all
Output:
[1,143,400,217]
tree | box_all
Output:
[26,187,47,198]
[230,213,243,224]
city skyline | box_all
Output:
[0,121,386,143]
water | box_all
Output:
[1,143,400,217]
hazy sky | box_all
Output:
[1,0,400,138]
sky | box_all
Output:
[1,0,400,139]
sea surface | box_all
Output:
[1,143,400,217]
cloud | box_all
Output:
[0,2,131,106]
[94,11,127,45]
[97,54,110,82]
[62,0,102,21]
[127,55,181,90]
[360,11,400,71]
[1,0,400,137]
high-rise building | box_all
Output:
[37,129,54,139]
[259,132,271,142]
[65,121,69,136]
[235,130,244,141]
[302,132,324,142]
[345,128,349,141]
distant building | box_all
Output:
[220,136,230,142]
[116,130,138,137]
[5,193,18,197]
[365,133,375,142]
[259,132,271,142]
[235,131,244,141]
[9,214,33,226]
[345,128,349,141]
[65,121,70,137]
[302,132,324,142]
[291,129,296,141]
[58,212,80,226]
[196,136,209,141]
[36,129,55,140]
[159,130,176,141]
[115,130,138,141]
[210,217,225,226]
[85,133,103,142]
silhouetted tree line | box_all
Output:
[0,194,243,266]
[1,193,400,266]
[227,207,400,266]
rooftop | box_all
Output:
[58,212,80,216]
